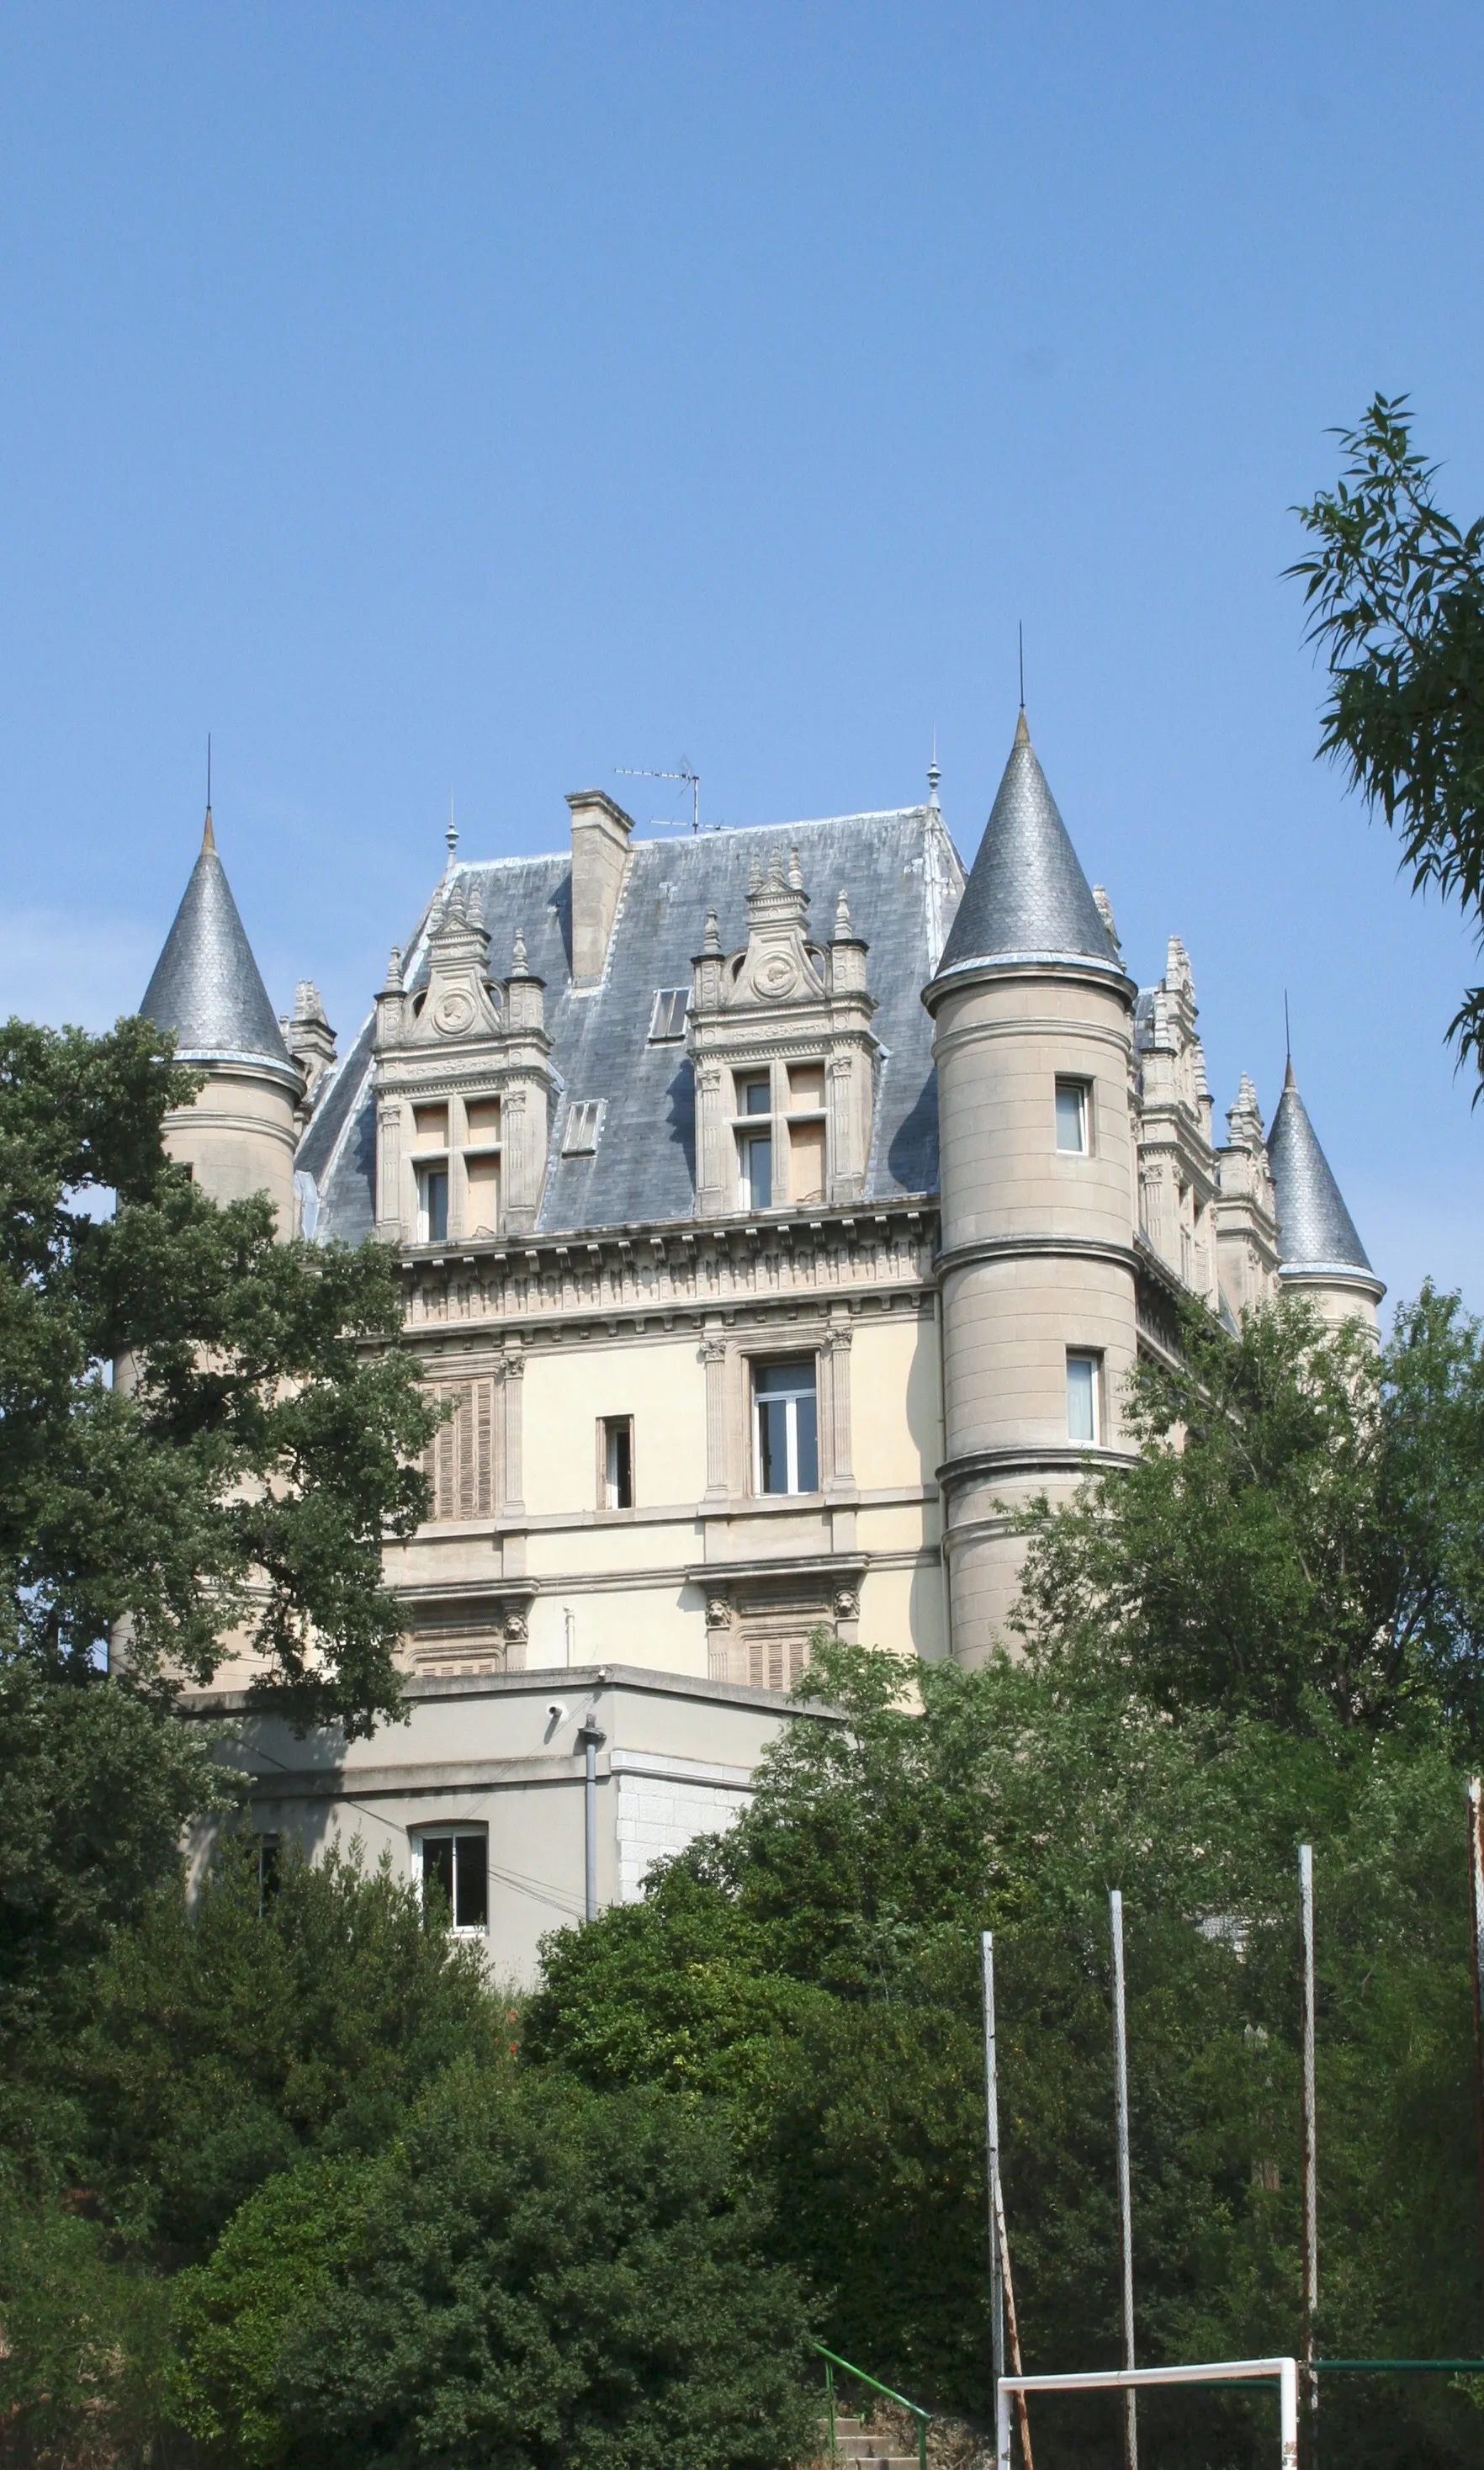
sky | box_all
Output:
[0,2,1480,1312]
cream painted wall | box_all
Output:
[521,1333,709,1519]
[850,1309,943,1492]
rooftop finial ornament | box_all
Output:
[203,733,215,853]
[446,794,458,873]
[927,731,941,810]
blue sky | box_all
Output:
[1,2,1480,1310]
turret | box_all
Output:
[1265,1057,1384,1330]
[922,710,1138,1666]
[139,808,302,1230]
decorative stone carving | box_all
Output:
[705,1593,732,1630]
[832,1587,860,1622]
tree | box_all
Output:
[0,1015,440,1732]
[1291,395,1484,1085]
[1013,1288,1484,1739]
[171,2065,819,2470]
[80,1838,501,2261]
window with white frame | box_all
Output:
[1066,1350,1101,1444]
[562,1099,604,1157]
[600,1414,633,1509]
[735,1072,773,1211]
[753,1357,819,1495]
[417,1164,449,1243]
[1056,1078,1090,1154]
[415,1827,489,1932]
[648,988,690,1042]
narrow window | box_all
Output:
[753,1358,819,1495]
[787,1063,825,1111]
[1056,1079,1089,1154]
[419,1165,449,1243]
[465,1098,501,1140]
[416,1828,489,1933]
[788,1119,825,1205]
[739,1128,772,1210]
[601,1416,634,1510]
[562,1099,603,1156]
[649,989,690,1042]
[412,1101,450,1148]
[739,1073,771,1115]
[1067,1351,1100,1444]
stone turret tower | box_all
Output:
[139,808,303,1231]
[923,710,1139,1667]
[1266,1057,1384,1329]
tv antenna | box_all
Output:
[616,761,702,833]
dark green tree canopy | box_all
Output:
[1291,394,1484,1084]
[0,1015,439,1733]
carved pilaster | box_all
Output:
[704,1586,732,1681]
[377,1101,402,1237]
[500,1346,525,1513]
[701,1328,729,1497]
[824,1314,853,1485]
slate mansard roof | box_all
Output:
[299,805,965,1244]
[140,820,295,1078]
[1265,1058,1375,1279]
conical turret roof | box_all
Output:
[935,709,1120,979]
[140,814,292,1073]
[1266,1059,1374,1275]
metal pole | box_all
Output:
[1299,1844,1317,2463]
[1280,2356,1299,2470]
[996,2377,1012,2470]
[982,1932,1005,2396]
[577,1719,605,1921]
[1110,1890,1137,2470]
[1468,1781,1484,2292]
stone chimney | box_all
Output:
[565,790,635,985]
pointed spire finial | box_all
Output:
[1014,706,1031,749]
[703,907,722,954]
[787,845,803,891]
[384,944,404,991]
[203,732,215,852]
[1284,989,1293,1076]
[1018,620,1025,711]
[446,794,458,872]
[927,730,941,809]
[750,853,763,893]
[834,888,852,941]
[511,925,528,974]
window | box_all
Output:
[787,1063,824,1110]
[465,1097,501,1139]
[1056,1079,1089,1153]
[255,1833,281,1916]
[649,989,690,1042]
[753,1358,819,1495]
[600,1415,634,1509]
[412,1102,450,1148]
[739,1073,771,1115]
[418,1165,448,1243]
[739,1127,772,1210]
[1067,1351,1101,1444]
[788,1119,825,1205]
[562,1099,604,1157]
[416,1828,489,1932]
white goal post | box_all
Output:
[997,2355,1298,2470]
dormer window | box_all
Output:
[563,1099,604,1157]
[649,989,690,1042]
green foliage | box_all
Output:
[81,1837,500,2261]
[1014,1288,1484,1738]
[0,1013,441,1732]
[0,1659,230,2174]
[0,2171,174,2470]
[529,1289,1484,2461]
[1291,395,1484,1083]
[172,2067,818,2470]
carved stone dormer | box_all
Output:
[1214,1070,1280,1322]
[282,980,337,1126]
[689,847,876,1218]
[374,879,554,1246]
[1134,936,1219,1306]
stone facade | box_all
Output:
[140,713,1382,1969]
